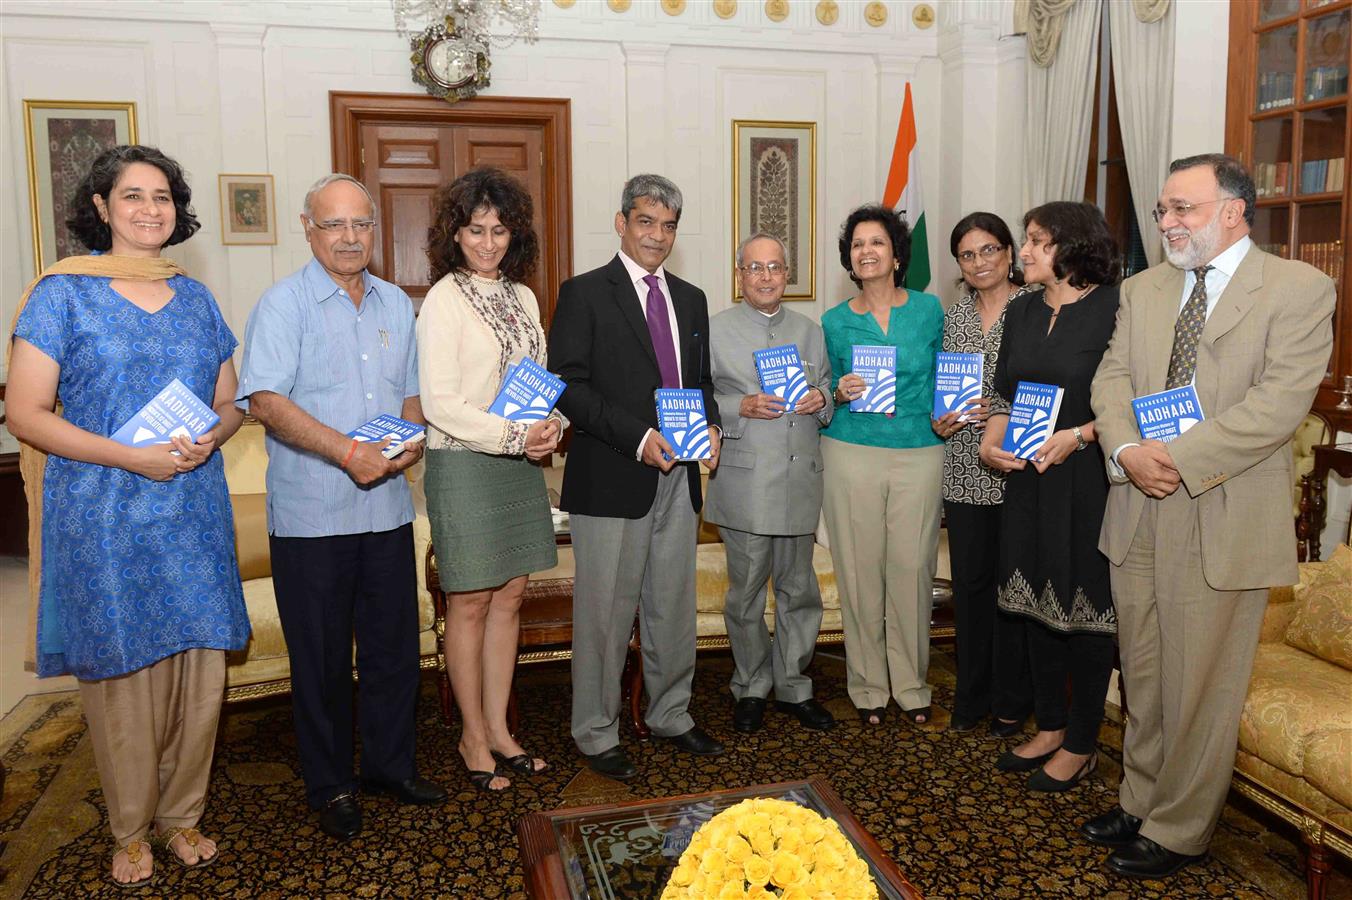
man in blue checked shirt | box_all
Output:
[236,173,446,841]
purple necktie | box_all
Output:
[643,274,681,389]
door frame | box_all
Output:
[329,91,573,324]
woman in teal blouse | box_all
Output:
[821,204,944,728]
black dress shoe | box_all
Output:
[995,747,1057,772]
[774,698,836,731]
[661,726,725,756]
[360,775,448,805]
[584,746,638,780]
[318,793,362,840]
[1080,806,1143,847]
[989,716,1027,738]
[732,697,767,733]
[948,712,981,733]
[1107,836,1204,878]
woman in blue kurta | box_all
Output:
[7,145,248,888]
[820,204,944,728]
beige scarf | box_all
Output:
[9,254,186,671]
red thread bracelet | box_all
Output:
[340,439,359,470]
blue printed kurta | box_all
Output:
[14,272,250,679]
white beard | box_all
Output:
[1161,209,1222,270]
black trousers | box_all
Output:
[270,524,420,809]
[944,500,1032,721]
[1026,621,1115,755]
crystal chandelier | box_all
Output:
[392,0,541,48]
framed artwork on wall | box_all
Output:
[731,119,817,302]
[23,100,137,272]
[218,174,277,245]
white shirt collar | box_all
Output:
[1199,234,1252,278]
[618,250,666,287]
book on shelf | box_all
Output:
[753,343,810,413]
[655,388,713,461]
[1297,240,1345,282]
[1257,70,1295,110]
[1304,65,1349,103]
[111,378,220,449]
[1254,161,1292,198]
[1132,385,1204,443]
[849,344,897,414]
[933,352,983,421]
[1000,381,1064,461]
[347,414,426,459]
[487,357,566,422]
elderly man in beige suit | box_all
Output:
[1087,154,1334,879]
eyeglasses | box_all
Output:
[1151,197,1231,223]
[956,243,1005,265]
[739,262,787,276]
[307,217,377,234]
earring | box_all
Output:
[893,261,900,271]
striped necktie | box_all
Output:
[1165,265,1213,389]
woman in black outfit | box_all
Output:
[978,201,1121,792]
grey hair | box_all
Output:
[1168,153,1256,227]
[736,232,788,267]
[620,174,683,221]
[302,173,375,219]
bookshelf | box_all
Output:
[1228,0,1352,429]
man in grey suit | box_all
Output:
[705,233,836,733]
[1087,154,1334,878]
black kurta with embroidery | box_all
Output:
[991,284,1119,635]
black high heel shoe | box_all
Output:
[1027,751,1098,792]
[491,749,548,776]
[995,746,1058,772]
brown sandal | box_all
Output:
[110,840,153,890]
[158,826,218,868]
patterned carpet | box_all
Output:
[1,651,1348,899]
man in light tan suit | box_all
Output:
[1086,154,1335,879]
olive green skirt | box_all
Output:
[424,449,558,593]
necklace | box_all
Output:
[1046,284,1094,318]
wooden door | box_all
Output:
[332,93,571,324]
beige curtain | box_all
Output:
[1111,0,1174,266]
[1014,0,1079,68]
[1024,0,1102,207]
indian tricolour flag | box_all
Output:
[882,82,929,291]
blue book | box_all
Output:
[1132,385,1204,443]
[850,344,897,414]
[487,357,566,423]
[933,351,983,421]
[347,414,426,459]
[111,378,219,448]
[1000,381,1064,460]
[655,388,713,461]
[753,343,810,412]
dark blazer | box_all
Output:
[549,254,720,518]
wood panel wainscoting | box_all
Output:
[329,92,573,324]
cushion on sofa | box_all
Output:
[1303,727,1352,811]
[1284,544,1352,670]
[231,493,271,581]
[1240,642,1352,776]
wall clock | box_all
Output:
[410,16,490,103]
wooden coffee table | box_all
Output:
[517,776,923,899]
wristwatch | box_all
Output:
[1072,426,1087,452]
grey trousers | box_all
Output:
[719,528,822,703]
[1111,489,1268,856]
[569,468,698,755]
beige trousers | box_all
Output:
[821,438,943,711]
[1110,491,1268,856]
[79,648,227,846]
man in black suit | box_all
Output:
[549,174,724,779]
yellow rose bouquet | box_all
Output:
[660,797,879,900]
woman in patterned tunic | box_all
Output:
[417,168,560,791]
[933,212,1034,735]
[7,145,249,886]
[979,201,1121,792]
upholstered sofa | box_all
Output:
[219,418,445,704]
[427,461,954,737]
[1235,544,1352,900]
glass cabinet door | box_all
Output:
[1253,117,1296,197]
[1304,8,1350,102]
